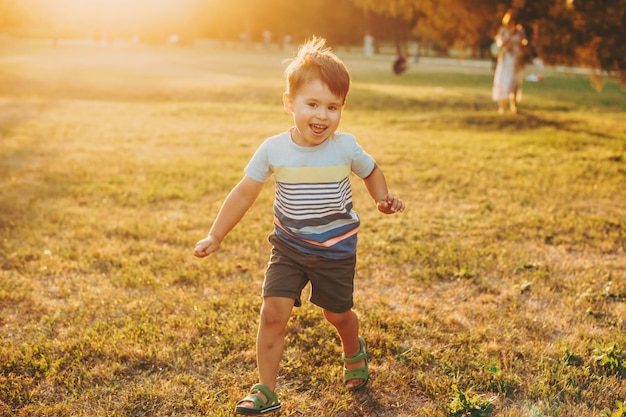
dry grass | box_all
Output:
[1,39,625,416]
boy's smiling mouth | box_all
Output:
[311,123,327,135]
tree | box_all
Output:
[350,0,625,85]
[528,0,626,85]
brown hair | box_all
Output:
[283,36,351,103]
[502,9,517,26]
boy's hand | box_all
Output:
[376,193,405,214]
[194,235,221,258]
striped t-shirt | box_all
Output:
[245,131,376,259]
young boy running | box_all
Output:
[194,36,405,415]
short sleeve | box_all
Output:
[244,141,272,183]
[349,137,376,179]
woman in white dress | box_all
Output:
[492,9,528,114]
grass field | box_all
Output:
[1,39,625,417]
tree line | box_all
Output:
[1,0,623,82]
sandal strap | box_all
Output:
[236,393,265,409]
[235,384,281,414]
[344,366,369,381]
[249,384,278,405]
[343,336,367,364]
[342,337,370,390]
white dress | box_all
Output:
[492,26,526,102]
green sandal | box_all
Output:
[234,384,281,415]
[343,336,369,390]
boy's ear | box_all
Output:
[283,93,293,113]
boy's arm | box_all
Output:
[362,164,405,214]
[194,175,265,258]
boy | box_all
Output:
[194,36,405,415]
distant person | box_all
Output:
[282,34,292,51]
[240,31,251,48]
[363,34,374,56]
[492,9,528,114]
[263,30,272,49]
[193,36,405,415]
[393,55,408,75]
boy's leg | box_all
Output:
[257,296,293,390]
[323,309,366,388]
[237,296,293,410]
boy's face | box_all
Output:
[283,79,344,147]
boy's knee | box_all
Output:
[260,310,286,328]
[260,298,292,328]
[324,309,353,326]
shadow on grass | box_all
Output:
[348,389,385,416]
[0,104,61,243]
[347,87,624,140]
[454,112,623,140]
[346,387,430,417]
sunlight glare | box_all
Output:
[45,0,198,37]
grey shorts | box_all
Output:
[263,233,356,313]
